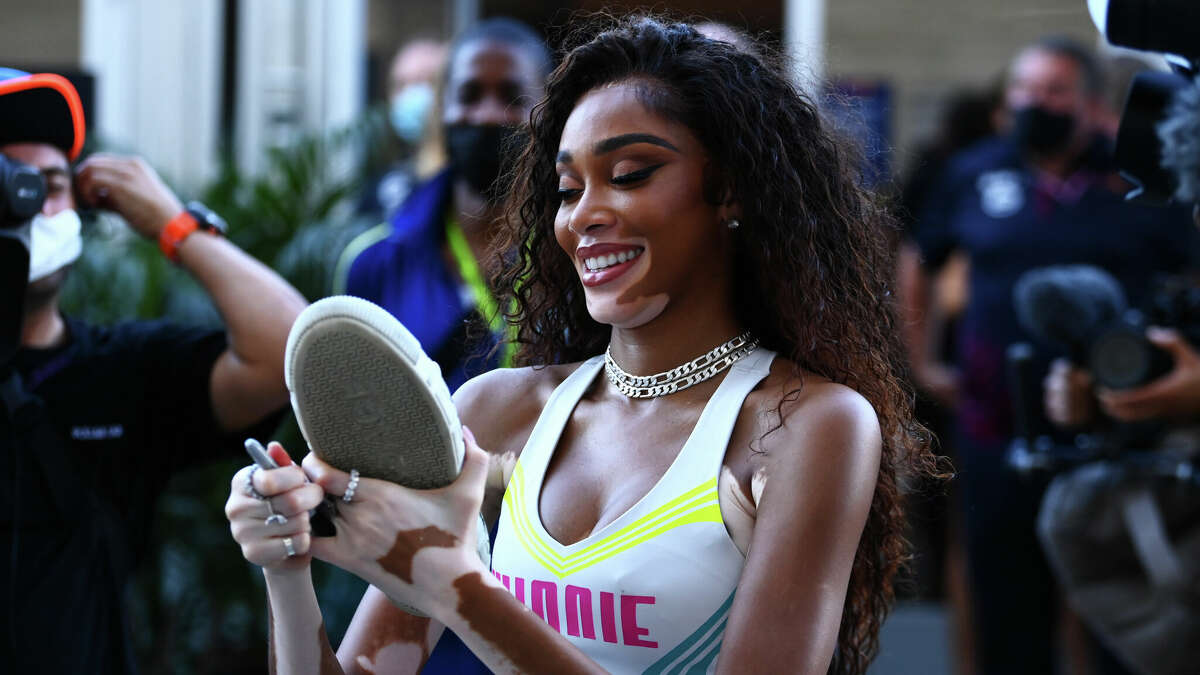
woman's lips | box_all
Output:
[581,255,640,286]
[577,246,644,287]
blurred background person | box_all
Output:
[335,18,550,390]
[332,17,550,674]
[357,37,448,221]
[893,82,1003,675]
[899,36,1198,675]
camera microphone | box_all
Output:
[1014,265,1128,363]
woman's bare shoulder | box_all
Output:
[725,355,882,541]
[452,362,584,456]
[743,357,882,464]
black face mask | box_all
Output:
[1011,106,1076,155]
[444,124,525,200]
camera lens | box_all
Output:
[0,154,47,227]
[1090,330,1150,389]
[1089,324,1172,389]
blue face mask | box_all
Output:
[389,83,434,144]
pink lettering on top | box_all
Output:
[599,592,618,644]
[621,595,658,648]
[531,581,560,632]
[565,585,596,640]
[490,571,658,648]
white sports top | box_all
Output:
[490,347,776,674]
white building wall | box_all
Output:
[784,0,827,97]
[236,0,365,176]
[81,0,223,191]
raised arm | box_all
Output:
[74,154,307,432]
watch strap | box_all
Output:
[158,210,219,263]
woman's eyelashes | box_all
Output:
[611,163,665,185]
[556,163,666,202]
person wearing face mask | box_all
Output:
[897,38,1199,675]
[357,38,448,220]
[331,18,550,674]
[335,18,550,393]
[0,70,307,673]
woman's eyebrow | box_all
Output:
[556,133,680,166]
[595,133,679,155]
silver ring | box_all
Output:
[282,537,296,558]
[343,469,360,504]
[244,465,266,500]
[264,500,288,526]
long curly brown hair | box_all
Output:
[491,15,939,675]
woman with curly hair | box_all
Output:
[229,14,938,675]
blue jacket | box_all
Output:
[338,169,502,392]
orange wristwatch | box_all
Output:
[158,201,227,263]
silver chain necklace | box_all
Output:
[604,331,759,398]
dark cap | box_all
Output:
[0,68,86,160]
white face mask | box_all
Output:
[28,208,82,282]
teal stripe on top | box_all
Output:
[643,592,735,674]
[684,621,727,674]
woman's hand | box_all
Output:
[305,427,493,617]
[224,442,326,574]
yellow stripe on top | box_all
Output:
[503,462,724,579]
[332,222,391,295]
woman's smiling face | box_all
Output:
[553,81,734,329]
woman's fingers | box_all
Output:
[239,533,312,566]
[254,463,309,497]
[226,475,323,528]
[267,441,294,466]
[458,426,490,502]
[230,508,311,542]
[302,452,359,498]
[268,482,326,517]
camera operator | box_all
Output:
[1046,83,1200,427]
[900,37,1199,675]
[1024,19,1200,666]
[0,70,306,673]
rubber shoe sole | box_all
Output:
[286,296,464,488]
[285,296,490,611]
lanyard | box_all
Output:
[445,218,516,367]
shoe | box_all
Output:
[285,295,490,610]
[285,295,464,489]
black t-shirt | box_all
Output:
[0,317,257,674]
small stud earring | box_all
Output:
[726,218,740,230]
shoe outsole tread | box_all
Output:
[285,297,464,490]
[284,297,489,615]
